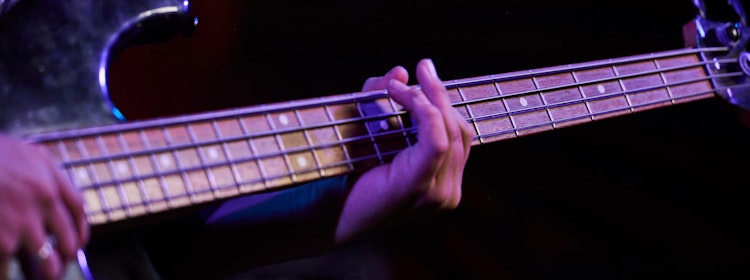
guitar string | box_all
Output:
[25,46,729,143]
[38,48,738,218]
[57,54,737,168]
[67,65,741,190]
[82,78,742,219]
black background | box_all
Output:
[107,0,750,279]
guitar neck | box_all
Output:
[25,46,731,227]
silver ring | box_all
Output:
[36,236,57,261]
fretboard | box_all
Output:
[26,46,735,227]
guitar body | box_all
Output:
[0,1,194,279]
[0,0,194,137]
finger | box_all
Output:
[45,201,78,262]
[415,59,460,151]
[415,60,460,160]
[362,66,409,91]
[25,227,61,280]
[387,79,417,112]
[404,84,449,176]
[415,59,451,111]
[416,59,469,208]
[454,108,475,161]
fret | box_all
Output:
[449,87,480,144]
[576,66,630,119]
[74,138,111,218]
[120,181,147,218]
[655,54,713,102]
[475,85,514,142]
[156,174,187,208]
[331,102,379,170]
[215,117,245,138]
[535,73,591,128]
[221,132,264,193]
[100,185,126,221]
[89,162,111,183]
[60,138,82,160]
[190,121,217,141]
[99,133,124,154]
[259,114,294,187]
[176,148,202,169]
[295,109,325,177]
[237,115,271,192]
[79,137,103,157]
[55,140,103,224]
[653,59,676,103]
[185,123,218,202]
[165,124,192,145]
[131,156,155,179]
[371,118,407,163]
[278,130,308,150]
[355,101,385,164]
[225,139,253,159]
[271,112,307,184]
[82,188,105,224]
[240,114,272,133]
[458,83,516,143]
[366,97,409,163]
[386,94,416,147]
[142,177,168,213]
[458,83,513,143]
[611,64,635,114]
[122,130,145,151]
[614,61,671,112]
[570,71,596,122]
[324,104,355,172]
[497,78,551,136]
[531,76,556,129]
[225,116,265,193]
[162,126,195,207]
[210,119,241,198]
[185,170,212,201]
[117,132,150,220]
[233,160,265,193]
[142,127,168,149]
[139,129,175,209]
[95,135,131,221]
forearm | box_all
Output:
[334,166,416,244]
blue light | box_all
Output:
[112,108,126,121]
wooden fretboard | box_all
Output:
[26,46,736,227]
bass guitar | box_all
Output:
[2,0,749,279]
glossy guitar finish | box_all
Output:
[0,0,195,137]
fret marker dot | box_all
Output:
[279,114,289,126]
[379,120,389,131]
[77,169,88,180]
[208,148,219,159]
[297,156,308,168]
[519,97,528,107]
[117,162,128,174]
[597,84,606,93]
[159,155,172,167]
